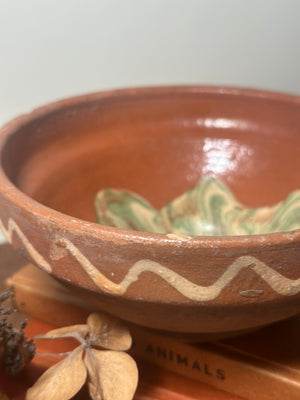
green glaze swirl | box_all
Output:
[95,177,300,236]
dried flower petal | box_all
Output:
[87,313,132,351]
[84,348,138,400]
[26,348,86,400]
[35,324,88,342]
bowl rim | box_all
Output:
[0,84,299,250]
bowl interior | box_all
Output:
[2,88,300,225]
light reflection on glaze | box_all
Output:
[182,117,256,131]
[202,138,254,175]
[201,118,247,129]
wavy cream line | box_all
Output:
[1,217,300,301]
[0,218,52,273]
[53,237,300,300]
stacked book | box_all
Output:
[6,264,300,400]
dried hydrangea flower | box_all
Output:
[26,312,138,400]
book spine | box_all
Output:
[130,327,300,400]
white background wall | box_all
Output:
[0,0,300,242]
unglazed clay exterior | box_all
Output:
[0,86,299,339]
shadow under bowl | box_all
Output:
[0,86,300,340]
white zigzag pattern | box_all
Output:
[1,218,300,301]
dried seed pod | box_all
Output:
[0,290,35,375]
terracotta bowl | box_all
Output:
[0,86,300,340]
